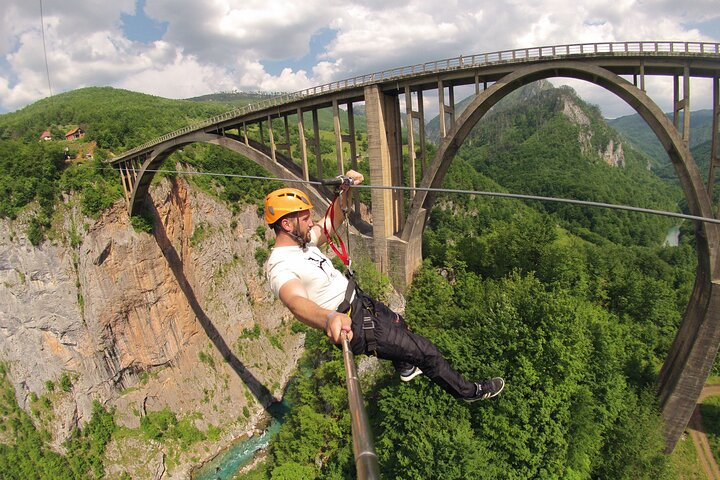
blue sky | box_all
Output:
[1,0,719,117]
[685,17,720,39]
[121,0,167,44]
[260,28,337,77]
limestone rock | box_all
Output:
[0,177,304,477]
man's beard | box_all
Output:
[291,220,311,250]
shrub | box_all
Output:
[140,408,177,440]
[130,211,154,233]
[198,351,216,370]
[254,246,270,267]
[81,183,117,217]
[353,257,391,303]
[27,215,46,246]
[190,223,207,246]
[59,372,72,392]
[240,324,261,340]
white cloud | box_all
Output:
[312,60,345,85]
[236,60,314,93]
[145,0,340,62]
[324,4,514,74]
[117,50,233,99]
[0,0,718,114]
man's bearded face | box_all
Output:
[289,210,313,246]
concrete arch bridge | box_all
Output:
[108,41,720,453]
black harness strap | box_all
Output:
[358,291,378,355]
[336,274,356,314]
[363,312,378,356]
[336,273,378,356]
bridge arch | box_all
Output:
[403,60,720,452]
[405,61,716,254]
[128,132,334,216]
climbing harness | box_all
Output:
[320,175,379,357]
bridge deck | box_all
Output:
[108,41,720,165]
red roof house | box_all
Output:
[65,127,85,140]
[39,130,52,141]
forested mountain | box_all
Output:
[455,82,681,247]
[187,91,368,133]
[0,87,365,244]
[424,80,556,144]
[608,108,715,174]
[187,91,281,106]
[425,81,682,247]
[0,87,236,149]
[0,84,706,479]
[0,87,264,245]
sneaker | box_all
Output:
[463,377,505,402]
[399,366,423,382]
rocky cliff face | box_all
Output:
[560,93,626,168]
[0,177,302,478]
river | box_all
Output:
[192,400,289,480]
[664,225,680,247]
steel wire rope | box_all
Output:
[105,166,720,225]
[39,0,53,99]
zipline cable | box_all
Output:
[108,167,720,225]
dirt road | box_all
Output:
[688,385,720,480]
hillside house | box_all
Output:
[65,127,85,140]
[39,130,52,141]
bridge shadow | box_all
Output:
[698,402,720,437]
[145,201,281,417]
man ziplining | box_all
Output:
[264,169,504,402]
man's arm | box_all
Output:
[278,278,352,344]
[314,169,364,247]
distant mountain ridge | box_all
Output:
[425,80,556,144]
[608,109,715,174]
[444,80,681,246]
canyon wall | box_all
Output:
[0,178,302,478]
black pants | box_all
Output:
[345,292,476,399]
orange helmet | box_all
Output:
[264,188,313,224]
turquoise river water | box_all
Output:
[192,400,290,480]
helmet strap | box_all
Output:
[283,216,309,250]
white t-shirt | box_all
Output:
[266,241,349,311]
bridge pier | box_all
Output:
[363,85,421,291]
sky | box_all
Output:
[1,0,719,118]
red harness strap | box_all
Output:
[322,190,351,266]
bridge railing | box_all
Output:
[110,41,720,163]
